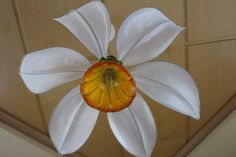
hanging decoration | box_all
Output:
[19,1,200,157]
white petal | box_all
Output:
[19,47,90,94]
[49,86,99,154]
[131,62,200,119]
[108,94,157,157]
[116,8,183,66]
[55,1,112,58]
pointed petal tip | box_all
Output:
[53,18,59,22]
[176,26,185,33]
[191,101,200,120]
[189,108,200,120]
[108,94,157,157]
[49,130,70,156]
[58,149,76,155]
[53,17,63,25]
[53,1,112,58]
[193,112,200,120]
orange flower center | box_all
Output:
[80,58,136,112]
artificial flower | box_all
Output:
[19,1,200,157]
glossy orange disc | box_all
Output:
[80,60,136,112]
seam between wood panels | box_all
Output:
[186,36,236,46]
[12,0,47,133]
[35,95,48,132]
[65,0,76,61]
[183,0,191,142]
[0,108,46,135]
[12,0,28,54]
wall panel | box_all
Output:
[187,0,236,42]
[188,40,236,137]
[0,0,46,132]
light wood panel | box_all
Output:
[174,0,236,155]
[0,0,46,132]
[153,139,186,157]
[80,113,122,157]
[14,0,94,59]
[187,0,236,42]
[123,138,186,157]
[188,40,236,137]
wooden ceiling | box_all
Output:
[0,0,236,157]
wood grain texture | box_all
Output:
[79,113,123,157]
[0,0,46,132]
[187,0,236,42]
[123,138,187,157]
[171,0,236,155]
[14,0,94,59]
[188,40,236,137]
[153,139,186,157]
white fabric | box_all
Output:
[132,62,200,119]
[19,47,90,94]
[49,86,99,154]
[108,94,157,157]
[55,1,113,58]
[116,8,183,66]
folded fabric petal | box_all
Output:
[108,94,157,157]
[116,8,183,66]
[49,86,99,154]
[55,1,113,58]
[19,47,90,94]
[131,62,200,119]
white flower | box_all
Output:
[19,1,200,157]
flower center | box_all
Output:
[102,68,117,87]
[80,57,136,112]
